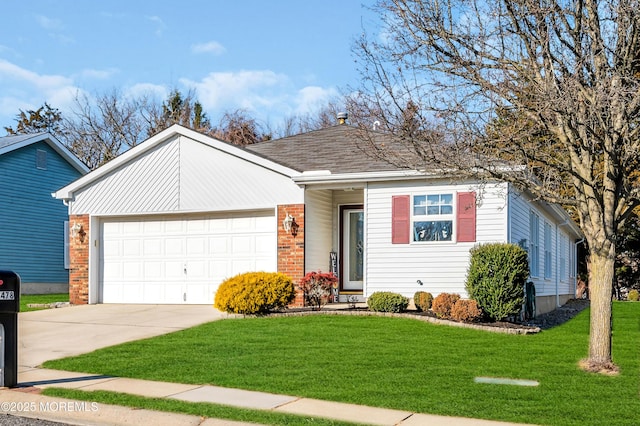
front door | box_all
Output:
[341,206,364,292]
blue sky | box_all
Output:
[0,1,377,133]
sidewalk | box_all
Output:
[4,367,535,426]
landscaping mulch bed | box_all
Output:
[261,298,591,335]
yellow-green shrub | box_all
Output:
[413,291,434,312]
[628,289,639,301]
[214,272,295,314]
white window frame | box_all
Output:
[544,221,552,279]
[529,211,540,277]
[559,234,567,282]
[411,193,454,242]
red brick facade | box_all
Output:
[69,214,90,305]
[277,204,305,306]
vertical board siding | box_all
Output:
[304,189,333,273]
[71,135,303,215]
[365,181,508,298]
[72,138,180,214]
[0,142,83,284]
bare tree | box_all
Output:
[213,109,268,145]
[64,89,149,169]
[356,0,640,373]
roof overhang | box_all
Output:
[293,169,446,187]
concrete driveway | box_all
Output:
[18,304,226,368]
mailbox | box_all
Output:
[0,271,19,387]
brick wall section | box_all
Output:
[277,204,305,306]
[69,214,90,305]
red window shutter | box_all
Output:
[457,192,476,242]
[392,195,410,244]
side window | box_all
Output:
[544,222,552,279]
[529,211,540,277]
[412,193,453,242]
[36,149,47,170]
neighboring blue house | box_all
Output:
[0,133,88,294]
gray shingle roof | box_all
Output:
[246,125,410,174]
[0,133,49,150]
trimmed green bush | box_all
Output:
[450,299,483,322]
[413,291,433,312]
[432,293,460,318]
[465,243,529,321]
[367,292,409,313]
[628,289,639,301]
[214,272,296,314]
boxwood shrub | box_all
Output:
[214,272,296,314]
[450,299,483,322]
[367,291,409,313]
[413,291,434,312]
[432,293,460,318]
[465,243,529,321]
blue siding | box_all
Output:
[0,142,82,285]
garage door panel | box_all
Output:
[101,212,276,304]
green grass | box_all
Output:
[41,389,365,426]
[43,302,640,425]
[20,293,69,312]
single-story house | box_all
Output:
[54,123,581,314]
[0,132,88,294]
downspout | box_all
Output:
[574,237,585,298]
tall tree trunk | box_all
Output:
[583,242,618,373]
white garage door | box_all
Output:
[100,212,276,304]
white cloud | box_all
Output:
[146,15,166,37]
[180,70,289,113]
[293,86,339,115]
[125,83,167,101]
[191,41,226,55]
[0,59,81,122]
[36,15,63,31]
[78,68,119,80]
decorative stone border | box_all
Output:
[224,309,541,335]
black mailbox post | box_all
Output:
[0,271,19,388]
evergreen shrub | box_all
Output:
[413,291,434,312]
[450,299,483,322]
[432,293,460,318]
[214,272,295,314]
[466,243,529,321]
[367,292,409,313]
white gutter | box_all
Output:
[293,169,446,186]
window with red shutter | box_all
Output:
[391,195,410,244]
[456,192,476,242]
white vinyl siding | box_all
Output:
[365,181,507,298]
[304,189,333,273]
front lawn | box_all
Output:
[43,302,640,425]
